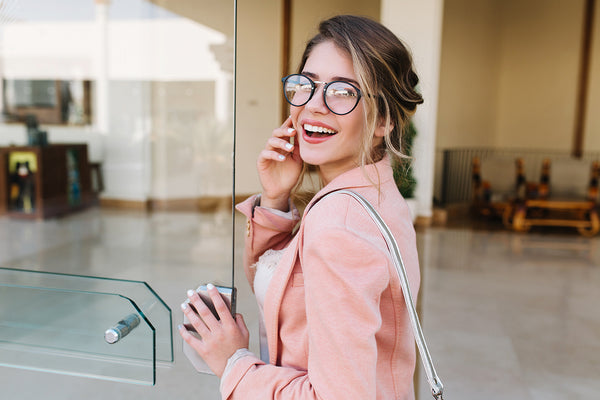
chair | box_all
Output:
[471,156,525,223]
[546,158,597,200]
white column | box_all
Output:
[381,0,444,221]
[94,0,109,135]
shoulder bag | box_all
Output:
[311,189,444,400]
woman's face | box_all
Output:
[291,41,381,184]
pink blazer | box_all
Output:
[226,156,420,400]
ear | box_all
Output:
[374,119,394,138]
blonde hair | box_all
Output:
[292,15,423,204]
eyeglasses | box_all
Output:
[281,74,362,115]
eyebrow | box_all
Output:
[302,71,360,86]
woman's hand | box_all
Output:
[179,284,249,378]
[257,116,302,211]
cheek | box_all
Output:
[290,107,302,129]
[343,114,367,141]
[344,104,366,132]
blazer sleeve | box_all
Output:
[235,195,300,287]
[301,212,391,400]
[221,202,390,400]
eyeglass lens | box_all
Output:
[283,74,360,115]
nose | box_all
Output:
[305,83,329,114]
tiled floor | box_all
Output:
[1,207,599,399]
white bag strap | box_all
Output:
[313,189,444,400]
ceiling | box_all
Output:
[147,0,234,36]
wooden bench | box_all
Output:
[511,159,599,236]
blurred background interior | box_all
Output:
[0,1,598,399]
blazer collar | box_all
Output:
[306,155,394,213]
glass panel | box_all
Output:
[0,268,172,385]
[0,0,235,393]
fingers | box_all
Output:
[235,314,250,340]
[178,322,210,359]
[267,136,294,154]
[281,115,294,131]
[259,149,286,163]
[205,284,235,324]
[273,116,297,142]
[259,135,297,164]
[178,285,250,378]
[182,285,235,330]
[263,118,296,161]
[182,289,219,333]
[179,322,201,346]
[180,301,209,339]
[256,116,299,166]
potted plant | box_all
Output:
[393,121,418,222]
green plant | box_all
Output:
[393,121,417,198]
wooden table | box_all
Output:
[0,144,93,219]
[511,198,599,236]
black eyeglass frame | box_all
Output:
[281,74,363,116]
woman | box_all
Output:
[180,15,424,399]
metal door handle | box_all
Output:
[104,313,140,344]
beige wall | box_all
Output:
[289,1,380,72]
[235,0,283,195]
[437,0,600,153]
[494,0,584,150]
[436,0,501,149]
[584,0,600,151]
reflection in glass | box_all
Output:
[2,79,92,125]
[0,0,236,211]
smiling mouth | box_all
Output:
[303,123,338,138]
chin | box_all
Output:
[298,149,326,166]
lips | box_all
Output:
[303,123,337,136]
[302,122,338,143]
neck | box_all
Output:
[317,163,357,186]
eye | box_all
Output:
[326,83,358,98]
[331,89,355,98]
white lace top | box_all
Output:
[252,248,285,362]
[253,249,285,313]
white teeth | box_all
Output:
[303,123,336,135]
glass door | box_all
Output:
[0,0,236,393]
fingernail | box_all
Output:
[285,143,293,150]
[287,128,295,134]
[278,155,286,161]
[207,283,215,290]
[177,324,184,330]
[187,289,195,297]
[181,303,188,310]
